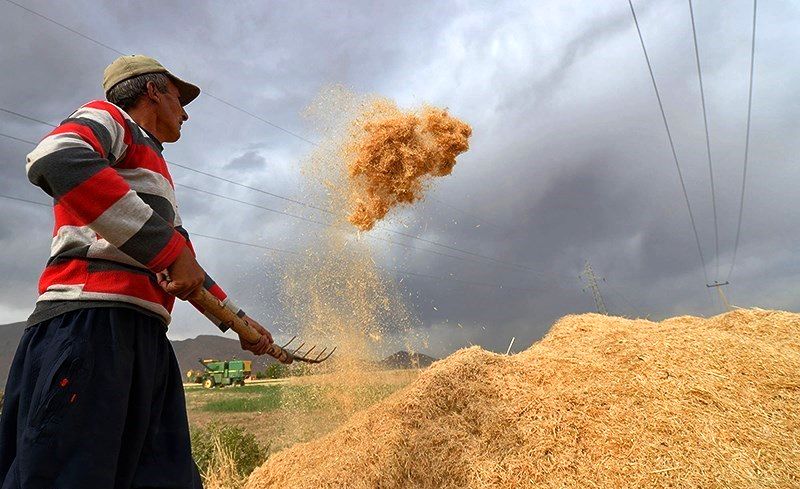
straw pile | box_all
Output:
[343,99,472,230]
[245,309,799,488]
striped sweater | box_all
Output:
[25,100,242,329]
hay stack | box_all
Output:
[246,309,800,488]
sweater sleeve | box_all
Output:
[175,225,246,333]
[25,101,186,272]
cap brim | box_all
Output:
[167,74,201,106]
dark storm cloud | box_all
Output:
[1,0,797,357]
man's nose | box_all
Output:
[181,107,188,122]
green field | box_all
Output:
[186,382,402,413]
[187,384,305,413]
[185,371,420,454]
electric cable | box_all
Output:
[0,130,576,289]
[0,192,49,208]
[426,195,506,233]
[0,191,540,294]
[628,0,711,290]
[0,110,334,216]
[0,107,54,127]
[0,131,37,146]
[688,0,720,281]
[2,1,316,145]
[176,181,527,270]
[4,0,124,55]
[726,0,758,283]
[604,283,646,318]
[0,110,564,279]
[3,0,499,231]
[0,130,473,268]
[168,161,331,215]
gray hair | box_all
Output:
[106,72,169,111]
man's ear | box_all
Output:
[146,81,161,104]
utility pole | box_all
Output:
[581,261,608,315]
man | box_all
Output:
[0,55,273,489]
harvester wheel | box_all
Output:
[236,380,245,387]
[203,378,215,389]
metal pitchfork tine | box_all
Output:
[267,340,334,364]
[190,289,336,365]
[281,344,337,364]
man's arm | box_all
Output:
[26,102,187,273]
[171,226,243,330]
[172,226,274,353]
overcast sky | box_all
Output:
[1,0,797,357]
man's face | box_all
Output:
[155,80,188,143]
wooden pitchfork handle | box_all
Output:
[189,287,294,364]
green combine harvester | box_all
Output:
[192,358,252,388]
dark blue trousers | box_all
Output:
[0,308,202,489]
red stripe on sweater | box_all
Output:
[38,260,88,294]
[82,268,174,307]
[146,231,185,272]
[49,123,105,157]
[115,143,174,187]
[83,101,132,146]
[58,167,130,224]
[52,204,83,236]
[207,283,227,301]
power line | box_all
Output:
[0,107,55,127]
[627,0,711,290]
[0,192,49,207]
[727,0,758,283]
[169,161,332,215]
[0,109,334,216]
[0,130,570,286]
[187,232,299,255]
[176,183,496,268]
[201,93,318,145]
[0,191,538,294]
[3,0,318,145]
[175,168,544,275]
[175,182,333,228]
[164,162,511,256]
[426,195,506,233]
[604,283,646,318]
[0,110,566,281]
[688,0,720,281]
[0,131,37,146]
[393,269,539,293]
[0,0,575,283]
[3,0,500,236]
[375,224,550,277]
[4,0,125,55]
[176,181,570,281]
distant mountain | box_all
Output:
[0,323,274,390]
[0,322,436,391]
[379,351,438,369]
[171,334,276,380]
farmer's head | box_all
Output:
[103,55,200,143]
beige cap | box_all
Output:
[103,54,200,106]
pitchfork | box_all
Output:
[190,287,335,365]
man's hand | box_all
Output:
[240,315,274,356]
[157,246,205,300]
